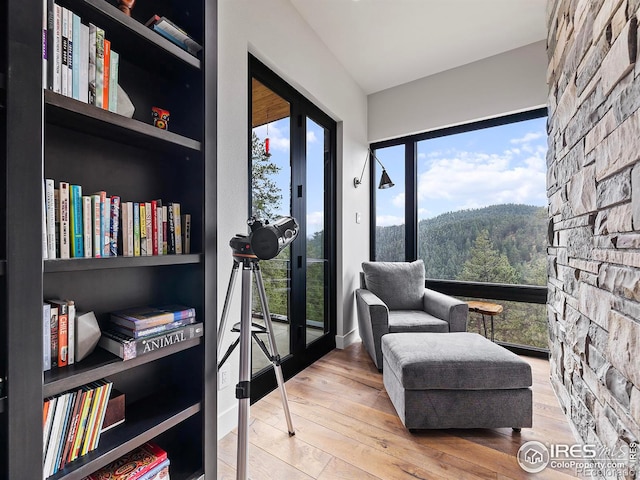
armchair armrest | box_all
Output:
[423,288,468,332]
[355,288,389,370]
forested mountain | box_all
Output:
[376,204,547,285]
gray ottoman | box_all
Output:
[382,332,532,430]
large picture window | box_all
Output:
[372,109,548,351]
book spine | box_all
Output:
[53,4,62,94]
[55,301,69,367]
[162,205,168,254]
[182,213,191,254]
[50,306,58,367]
[42,180,48,259]
[156,200,163,256]
[42,0,48,89]
[83,196,92,258]
[71,13,80,100]
[45,178,56,259]
[79,22,89,103]
[110,315,196,339]
[69,387,93,462]
[88,23,97,105]
[126,201,134,256]
[167,203,175,254]
[81,381,106,455]
[89,381,112,451]
[59,387,83,469]
[103,196,111,257]
[60,6,68,97]
[103,39,110,110]
[139,202,147,256]
[110,196,120,256]
[70,184,84,257]
[93,191,106,256]
[133,202,140,256]
[66,300,75,365]
[65,7,72,97]
[108,50,119,113]
[43,303,51,371]
[138,459,170,480]
[91,194,101,257]
[151,200,158,255]
[43,392,67,477]
[46,0,55,90]
[145,202,152,256]
[101,323,203,360]
[59,181,70,259]
[95,27,105,109]
[43,397,57,459]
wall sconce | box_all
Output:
[354,149,395,189]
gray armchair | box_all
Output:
[355,260,468,370]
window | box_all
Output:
[372,109,548,351]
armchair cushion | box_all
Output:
[362,260,425,310]
[388,310,449,333]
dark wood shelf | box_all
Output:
[0,396,5,414]
[55,0,201,72]
[45,90,201,155]
[44,338,202,397]
[0,259,5,276]
[44,253,202,273]
[48,393,201,480]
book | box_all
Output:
[53,3,62,94]
[82,379,110,455]
[155,199,163,256]
[69,385,95,462]
[50,305,59,367]
[91,193,102,257]
[146,15,202,56]
[110,304,197,330]
[66,299,75,365]
[83,196,93,258]
[59,181,70,259]
[171,202,182,254]
[161,205,168,254]
[71,12,80,100]
[145,202,152,256]
[58,387,83,471]
[43,392,70,477]
[45,178,56,259]
[88,380,113,451]
[88,23,97,105]
[70,184,84,257]
[139,202,147,256]
[110,196,120,256]
[121,201,134,256]
[99,388,125,433]
[133,202,140,256]
[103,39,111,110]
[79,22,89,103]
[49,300,69,367]
[93,191,107,257]
[61,6,69,97]
[65,7,73,97]
[42,180,48,259]
[108,50,119,113]
[166,203,175,254]
[110,315,196,339]
[95,26,105,108]
[85,442,167,480]
[138,459,170,480]
[44,0,53,90]
[151,200,158,256]
[181,213,191,254]
[43,303,51,371]
[99,322,203,360]
[42,396,57,459]
[103,195,111,256]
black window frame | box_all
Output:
[370,107,549,357]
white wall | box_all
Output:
[217,0,369,439]
[368,41,548,143]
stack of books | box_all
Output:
[83,442,170,480]
[99,305,202,361]
[43,380,113,478]
[145,15,202,57]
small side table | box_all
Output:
[467,301,503,342]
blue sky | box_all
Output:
[254,115,548,232]
[375,116,548,226]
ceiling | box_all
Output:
[289,0,548,95]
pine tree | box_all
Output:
[251,131,282,220]
[458,229,518,283]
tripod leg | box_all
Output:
[217,261,240,359]
[236,264,253,480]
[254,266,295,436]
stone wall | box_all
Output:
[547,0,640,471]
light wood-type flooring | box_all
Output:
[218,342,580,479]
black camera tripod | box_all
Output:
[217,255,295,480]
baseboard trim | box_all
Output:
[336,328,358,349]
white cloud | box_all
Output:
[253,123,290,152]
[376,215,405,227]
[510,131,545,144]
[391,192,405,208]
[307,131,318,143]
[307,211,324,233]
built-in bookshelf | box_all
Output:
[3,0,216,479]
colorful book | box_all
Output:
[138,459,170,480]
[144,202,152,256]
[43,303,51,371]
[79,22,89,103]
[133,202,140,256]
[50,305,59,368]
[103,196,111,257]
[45,178,56,259]
[121,201,134,256]
[69,184,84,257]
[88,23,97,105]
[182,213,191,254]
[59,181,70,259]
[92,191,106,257]
[102,39,110,110]
[42,396,58,459]
[139,203,147,256]
[58,387,83,471]
[156,200,163,256]
[110,315,197,339]
[53,3,62,94]
[48,300,68,367]
[83,196,93,258]
[66,299,75,365]
[108,50,119,113]
[109,304,197,330]
[95,26,105,109]
[85,442,167,480]
[161,205,168,254]
[99,322,203,360]
[92,194,102,257]
[166,203,175,254]
[71,12,80,100]
[171,202,182,254]
[69,385,95,462]
[60,6,69,97]
[110,196,120,256]
[43,392,70,477]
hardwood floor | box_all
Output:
[217,342,580,479]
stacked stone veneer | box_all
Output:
[547,0,640,468]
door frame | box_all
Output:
[248,54,337,402]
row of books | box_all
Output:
[99,305,202,361]
[42,179,191,260]
[43,1,119,111]
[43,299,78,370]
[43,379,113,478]
[83,442,169,480]
[145,14,202,57]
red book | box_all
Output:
[103,39,110,110]
[85,442,167,480]
[151,200,158,256]
[48,300,68,367]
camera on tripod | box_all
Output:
[230,216,299,260]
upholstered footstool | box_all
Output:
[382,332,532,430]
